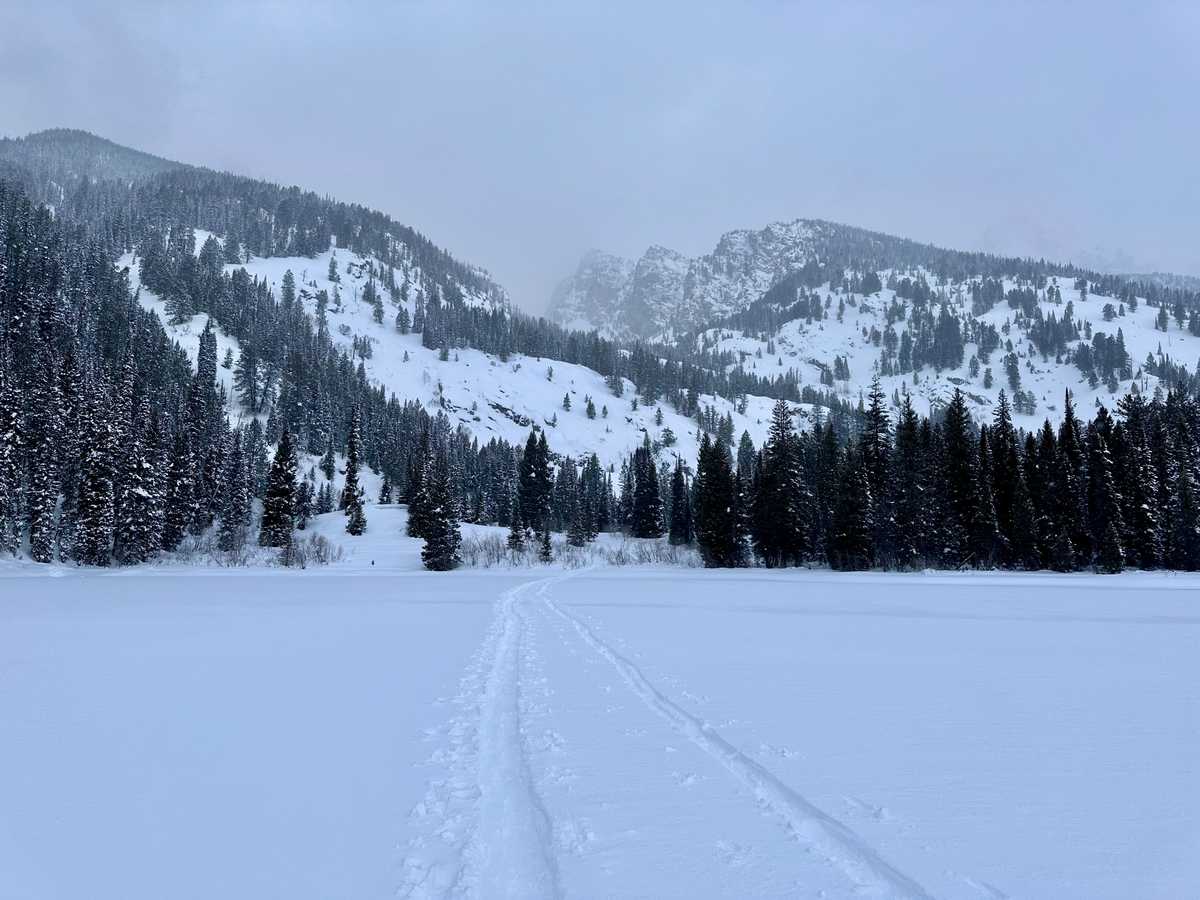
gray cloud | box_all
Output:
[4,1,1199,309]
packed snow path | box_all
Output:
[402,576,565,898]
[544,584,935,900]
[405,572,942,898]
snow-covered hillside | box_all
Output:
[122,234,781,469]
[550,220,824,338]
[697,270,1188,428]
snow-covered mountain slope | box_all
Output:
[122,234,783,469]
[694,270,1189,429]
[550,220,825,338]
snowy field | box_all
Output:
[2,563,1198,898]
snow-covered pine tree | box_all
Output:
[828,448,873,571]
[217,430,250,553]
[507,495,526,554]
[259,428,298,547]
[320,438,336,482]
[420,452,461,571]
[694,434,741,567]
[74,419,116,566]
[630,437,664,538]
[342,409,367,535]
[295,478,314,530]
[750,398,803,567]
[161,427,195,553]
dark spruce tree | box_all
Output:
[694,434,742,567]
[750,398,804,567]
[828,449,873,571]
[217,431,250,553]
[629,437,665,538]
[421,452,462,571]
[259,429,298,548]
[342,410,367,536]
[668,457,693,545]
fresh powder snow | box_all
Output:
[3,510,1196,899]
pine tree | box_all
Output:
[630,437,665,538]
[539,526,553,563]
[967,428,999,566]
[316,481,334,515]
[342,410,366,535]
[1096,521,1125,574]
[1086,431,1124,568]
[750,398,804,566]
[406,439,434,538]
[828,449,873,570]
[218,431,250,553]
[74,424,115,566]
[421,453,462,571]
[259,429,298,547]
[518,430,551,534]
[694,435,741,567]
[1049,527,1077,572]
[668,457,693,545]
[379,475,393,505]
[0,358,17,557]
[295,478,314,530]
[888,396,925,568]
[938,389,976,566]
[114,402,162,566]
[507,495,526,554]
[320,438,336,482]
[161,428,195,552]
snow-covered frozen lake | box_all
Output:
[2,567,1197,899]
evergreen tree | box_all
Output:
[750,399,804,566]
[217,431,250,552]
[1096,521,1125,574]
[668,457,693,545]
[161,429,195,553]
[259,429,298,547]
[630,437,665,538]
[828,449,873,570]
[967,428,1000,566]
[74,426,115,566]
[320,438,336,482]
[938,389,976,566]
[694,435,741,567]
[888,396,925,568]
[507,495,526,553]
[295,478,314,530]
[518,430,551,534]
[342,409,366,535]
[421,452,462,571]
[406,445,433,538]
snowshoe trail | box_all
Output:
[543,585,937,900]
[401,575,566,900]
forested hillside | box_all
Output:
[4,129,1200,573]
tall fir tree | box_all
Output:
[668,457,693,546]
[342,409,367,535]
[259,428,298,547]
[421,451,462,571]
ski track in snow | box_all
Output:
[542,582,938,900]
[401,575,566,900]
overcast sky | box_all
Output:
[4,2,1199,309]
